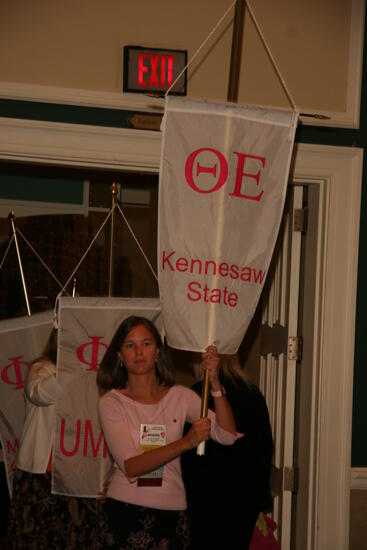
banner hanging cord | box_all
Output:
[245,0,296,110]
[54,201,158,316]
[16,229,68,295]
[116,203,158,282]
[0,203,156,324]
[0,234,14,272]
[165,0,237,97]
[54,207,115,307]
[165,0,297,112]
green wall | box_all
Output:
[0,174,84,204]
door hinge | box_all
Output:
[294,207,308,234]
[270,465,299,495]
[283,465,299,493]
[288,336,303,361]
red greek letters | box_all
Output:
[7,438,18,456]
[60,418,80,456]
[59,418,107,458]
[83,420,107,458]
[185,148,228,194]
[231,152,265,201]
[76,336,108,372]
[185,147,265,201]
[5,439,19,473]
[1,356,30,390]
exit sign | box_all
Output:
[123,46,187,96]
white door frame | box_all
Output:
[261,185,304,549]
[291,143,362,549]
[0,118,362,548]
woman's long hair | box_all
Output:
[96,316,175,395]
[192,352,251,387]
[32,327,58,365]
[220,354,252,387]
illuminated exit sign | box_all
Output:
[123,46,187,95]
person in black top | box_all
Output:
[181,353,273,550]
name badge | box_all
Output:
[138,424,166,487]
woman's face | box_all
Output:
[118,324,159,377]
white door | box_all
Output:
[260,185,304,549]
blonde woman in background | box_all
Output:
[182,353,274,550]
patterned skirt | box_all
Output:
[91,497,191,550]
[6,468,102,549]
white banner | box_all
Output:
[158,97,298,354]
[53,297,162,497]
[0,310,54,496]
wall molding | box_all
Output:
[351,468,367,490]
[0,81,165,114]
[298,0,365,129]
[0,117,161,172]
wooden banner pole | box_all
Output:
[198,0,244,456]
[227,0,246,103]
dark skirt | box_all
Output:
[6,468,102,550]
[91,497,190,550]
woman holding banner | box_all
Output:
[182,354,274,549]
[96,315,241,549]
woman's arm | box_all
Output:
[99,393,211,480]
[124,417,210,478]
[25,359,57,406]
[202,346,237,435]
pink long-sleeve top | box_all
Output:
[98,384,240,510]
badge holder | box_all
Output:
[137,424,166,487]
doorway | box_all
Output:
[0,118,362,547]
